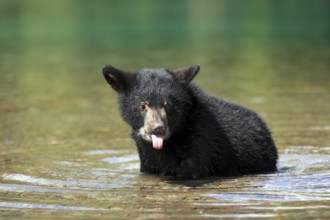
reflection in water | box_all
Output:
[102,154,139,164]
[2,173,132,189]
[203,153,330,202]
[2,153,139,189]
[0,202,103,211]
[0,183,92,194]
[1,0,330,219]
[1,150,330,218]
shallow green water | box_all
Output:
[1,0,330,219]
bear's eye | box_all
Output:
[140,102,148,112]
[163,101,171,110]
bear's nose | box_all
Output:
[151,124,165,136]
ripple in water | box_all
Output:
[2,152,140,190]
[0,201,104,211]
[203,153,330,204]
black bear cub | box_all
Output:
[102,64,278,179]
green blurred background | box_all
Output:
[1,0,330,159]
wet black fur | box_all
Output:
[103,65,278,179]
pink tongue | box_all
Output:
[151,135,164,150]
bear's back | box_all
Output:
[188,84,278,174]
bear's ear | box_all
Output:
[171,64,200,85]
[102,65,132,93]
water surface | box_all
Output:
[1,0,330,219]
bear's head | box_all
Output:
[102,64,200,150]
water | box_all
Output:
[1,0,330,219]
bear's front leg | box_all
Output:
[174,159,209,180]
[139,158,159,174]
